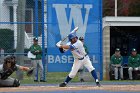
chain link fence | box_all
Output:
[0,0,47,67]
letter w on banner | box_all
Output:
[47,0,102,79]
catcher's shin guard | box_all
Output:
[13,79,20,87]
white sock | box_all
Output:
[96,79,99,82]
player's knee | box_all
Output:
[114,67,118,71]
[69,73,76,78]
[87,67,95,72]
[128,67,133,71]
[13,79,20,87]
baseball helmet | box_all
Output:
[68,34,77,41]
[4,55,11,63]
[4,55,16,65]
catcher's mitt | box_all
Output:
[26,67,34,77]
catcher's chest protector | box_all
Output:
[2,66,17,80]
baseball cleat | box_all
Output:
[96,82,101,87]
[34,80,39,82]
[80,79,85,82]
[40,80,46,82]
[59,82,67,87]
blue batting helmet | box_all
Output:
[68,34,77,41]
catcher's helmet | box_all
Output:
[4,55,11,63]
[68,34,77,41]
[4,55,16,65]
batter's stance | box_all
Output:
[56,33,101,87]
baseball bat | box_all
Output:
[61,27,79,42]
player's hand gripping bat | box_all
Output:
[56,27,79,48]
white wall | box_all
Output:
[0,0,13,30]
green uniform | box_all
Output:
[29,44,44,81]
[110,54,123,80]
[128,54,140,80]
[128,54,140,68]
[111,54,123,65]
[30,44,42,60]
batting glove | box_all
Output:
[56,41,62,48]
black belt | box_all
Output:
[78,54,88,60]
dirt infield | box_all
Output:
[0,85,140,92]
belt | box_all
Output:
[78,57,84,60]
[78,54,88,60]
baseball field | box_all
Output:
[0,82,140,93]
[0,72,140,93]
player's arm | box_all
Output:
[38,46,42,53]
[16,65,30,71]
[34,45,42,54]
[17,65,34,77]
[19,66,30,71]
[110,55,114,65]
[30,46,36,55]
[56,41,74,49]
[60,45,70,49]
[58,45,70,53]
[56,41,71,53]
[56,40,75,53]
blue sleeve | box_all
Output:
[69,45,75,50]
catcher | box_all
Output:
[0,55,34,87]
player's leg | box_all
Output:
[78,66,85,82]
[59,59,83,87]
[32,60,38,81]
[83,56,100,87]
[128,67,133,80]
[38,60,45,82]
[0,77,20,87]
[119,67,123,80]
[114,67,118,80]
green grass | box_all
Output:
[12,72,80,84]
[11,72,140,84]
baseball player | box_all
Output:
[0,55,32,87]
[128,48,140,80]
[29,37,45,82]
[56,33,101,87]
[110,48,123,80]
